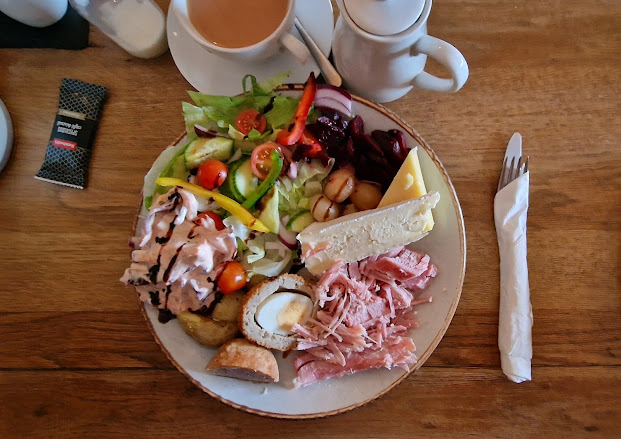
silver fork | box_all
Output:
[497,155,530,192]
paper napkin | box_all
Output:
[494,171,533,383]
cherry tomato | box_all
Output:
[194,212,225,231]
[235,109,267,135]
[196,160,228,190]
[251,142,281,180]
[218,261,246,294]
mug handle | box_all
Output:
[280,32,311,65]
[411,35,469,93]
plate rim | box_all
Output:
[135,85,466,419]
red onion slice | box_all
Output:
[278,219,298,249]
[317,84,352,101]
[315,99,352,117]
[194,124,232,139]
[315,85,353,116]
[287,161,298,180]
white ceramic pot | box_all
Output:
[332,0,469,103]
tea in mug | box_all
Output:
[187,0,289,48]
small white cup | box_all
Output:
[171,0,310,64]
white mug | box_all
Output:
[0,0,67,27]
[332,0,469,103]
[171,0,310,64]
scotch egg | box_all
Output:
[240,274,315,351]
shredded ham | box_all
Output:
[120,188,237,315]
[292,247,437,388]
[300,240,332,261]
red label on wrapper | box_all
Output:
[52,138,77,151]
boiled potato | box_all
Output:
[177,311,239,347]
[212,291,245,322]
[350,181,383,211]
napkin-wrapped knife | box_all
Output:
[494,132,533,383]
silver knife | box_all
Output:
[497,132,523,192]
[505,132,522,164]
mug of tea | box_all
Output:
[172,0,310,64]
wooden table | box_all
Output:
[1,1,619,437]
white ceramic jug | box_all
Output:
[332,0,469,103]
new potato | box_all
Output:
[177,291,245,346]
[212,291,245,322]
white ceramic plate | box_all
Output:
[166,0,334,94]
[137,88,466,418]
[0,98,13,173]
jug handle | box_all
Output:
[411,35,469,93]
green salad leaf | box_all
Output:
[187,91,271,130]
[182,73,295,141]
[279,159,334,216]
[241,233,293,277]
[242,72,290,96]
[182,102,212,141]
[264,95,299,129]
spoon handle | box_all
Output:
[294,17,342,87]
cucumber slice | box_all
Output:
[233,160,259,199]
[242,151,283,210]
[257,185,280,234]
[221,160,245,202]
[184,137,233,168]
[286,210,315,233]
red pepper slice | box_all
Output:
[276,73,316,146]
[299,128,323,158]
[291,128,330,166]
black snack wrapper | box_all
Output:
[35,79,108,189]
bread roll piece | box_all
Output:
[206,338,279,383]
[240,274,315,351]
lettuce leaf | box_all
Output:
[242,72,290,96]
[223,215,251,242]
[247,128,273,142]
[182,102,213,141]
[183,73,295,140]
[241,233,292,277]
[186,91,272,130]
[144,142,189,209]
[279,159,334,215]
[227,124,246,141]
[264,95,298,129]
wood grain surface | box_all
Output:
[1,0,620,437]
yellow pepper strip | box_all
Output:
[155,177,270,233]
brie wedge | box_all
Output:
[297,191,440,275]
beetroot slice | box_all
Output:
[371,130,404,168]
